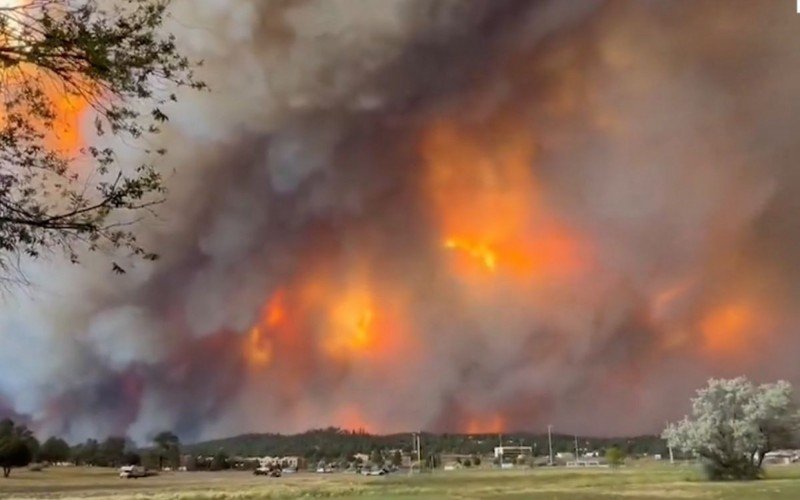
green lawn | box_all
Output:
[1,463,800,499]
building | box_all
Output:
[493,446,533,459]
[762,450,800,465]
[258,456,306,470]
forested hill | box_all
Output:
[183,428,667,458]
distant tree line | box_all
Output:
[0,418,677,479]
[182,428,670,463]
[0,421,183,478]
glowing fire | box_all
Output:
[335,406,373,433]
[701,303,756,355]
[244,326,273,369]
[242,260,412,374]
[444,238,497,271]
[325,287,377,359]
[422,120,586,283]
[0,1,89,154]
[465,414,506,434]
[242,290,287,369]
[47,92,87,153]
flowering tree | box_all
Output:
[663,377,800,480]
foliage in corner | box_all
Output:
[0,0,205,273]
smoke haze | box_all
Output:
[2,0,800,443]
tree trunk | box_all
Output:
[3,467,10,478]
[757,448,767,468]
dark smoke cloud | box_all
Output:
[2,0,800,443]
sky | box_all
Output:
[2,0,800,444]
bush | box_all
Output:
[605,447,626,467]
[702,457,761,481]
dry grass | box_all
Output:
[1,463,800,499]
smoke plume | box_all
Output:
[2,0,800,443]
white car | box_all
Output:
[119,465,152,479]
[360,467,388,476]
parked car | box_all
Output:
[119,465,155,479]
[360,467,389,476]
[253,466,282,477]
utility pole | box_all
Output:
[416,432,422,472]
[409,433,415,475]
[574,435,579,460]
[547,425,553,465]
[498,433,503,464]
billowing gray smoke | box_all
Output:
[2,0,800,443]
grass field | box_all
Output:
[2,464,800,499]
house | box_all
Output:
[494,446,533,460]
[762,450,800,465]
[258,456,306,470]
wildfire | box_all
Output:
[242,290,287,370]
[335,406,373,433]
[465,414,506,434]
[0,1,88,154]
[325,289,377,359]
[244,325,273,369]
[444,238,497,271]
[47,91,87,153]
[422,119,587,283]
[700,302,756,355]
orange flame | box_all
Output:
[324,287,377,359]
[242,290,287,370]
[0,1,89,154]
[444,238,497,271]
[422,120,587,283]
[244,325,273,369]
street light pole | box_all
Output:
[547,425,553,465]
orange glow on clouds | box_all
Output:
[444,237,497,271]
[701,303,756,355]
[324,288,377,359]
[465,414,506,434]
[422,120,587,283]
[335,406,373,433]
[0,68,89,154]
[242,264,413,372]
[47,91,87,153]
[242,290,287,370]
[0,1,89,155]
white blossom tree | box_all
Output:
[663,377,800,480]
